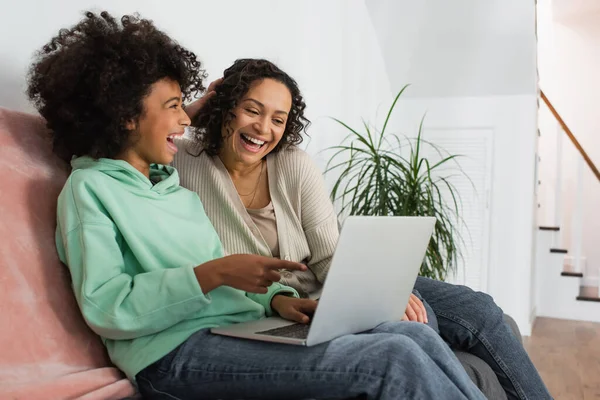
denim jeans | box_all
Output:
[413,276,552,400]
[137,321,486,400]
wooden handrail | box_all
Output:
[540,90,600,182]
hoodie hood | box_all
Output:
[71,156,180,195]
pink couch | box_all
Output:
[0,107,136,400]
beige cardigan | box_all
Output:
[172,140,339,291]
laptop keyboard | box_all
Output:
[256,323,311,339]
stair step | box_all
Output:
[550,248,568,254]
[576,296,600,302]
[539,226,560,231]
[576,286,600,302]
[561,271,583,277]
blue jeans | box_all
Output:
[413,276,552,400]
[137,321,486,400]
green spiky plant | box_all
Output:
[325,85,467,281]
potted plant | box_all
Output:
[325,85,467,281]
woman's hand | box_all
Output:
[194,254,306,294]
[401,293,429,323]
[184,77,223,120]
[271,295,318,324]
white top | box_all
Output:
[172,140,339,296]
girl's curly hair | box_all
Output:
[191,58,310,156]
[27,11,206,161]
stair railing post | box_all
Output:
[554,123,563,247]
[573,156,584,273]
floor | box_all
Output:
[524,317,600,400]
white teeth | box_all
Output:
[242,133,265,146]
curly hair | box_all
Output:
[27,11,206,161]
[191,58,310,156]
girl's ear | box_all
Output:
[124,119,136,131]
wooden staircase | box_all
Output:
[535,226,600,322]
[534,92,600,322]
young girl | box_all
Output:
[28,11,485,399]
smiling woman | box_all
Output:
[219,78,293,209]
[227,80,292,156]
[191,58,309,158]
[179,58,324,276]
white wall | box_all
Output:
[537,0,600,287]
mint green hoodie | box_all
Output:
[55,157,297,379]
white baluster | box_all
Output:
[554,123,563,247]
[572,156,584,273]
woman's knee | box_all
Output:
[435,290,505,340]
[431,282,504,324]
[469,291,504,322]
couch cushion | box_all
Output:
[0,107,135,400]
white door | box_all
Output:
[420,128,494,292]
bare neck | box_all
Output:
[115,150,151,178]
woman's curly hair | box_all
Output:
[27,11,206,161]
[191,58,310,156]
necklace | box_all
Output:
[237,160,264,208]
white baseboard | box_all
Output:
[529,306,537,325]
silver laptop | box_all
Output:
[211,216,436,346]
